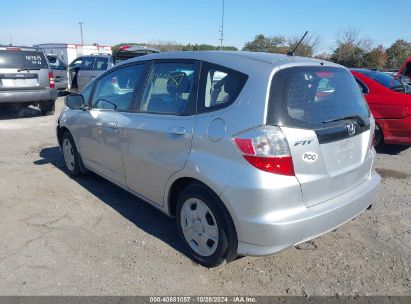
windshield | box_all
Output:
[0,50,49,69]
[268,66,370,128]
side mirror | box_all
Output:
[65,94,85,109]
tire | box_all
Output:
[176,183,238,267]
[6,103,25,113]
[61,131,86,177]
[39,100,55,116]
[374,124,383,147]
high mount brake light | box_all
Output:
[232,126,295,176]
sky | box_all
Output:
[1,0,410,54]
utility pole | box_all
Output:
[79,22,84,45]
[219,0,224,51]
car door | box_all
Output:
[122,60,199,206]
[75,63,148,186]
[68,57,83,91]
[77,56,96,91]
[49,57,68,90]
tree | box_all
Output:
[330,27,372,67]
[385,39,411,69]
[286,33,321,57]
[314,52,331,61]
[242,34,287,53]
[362,44,387,69]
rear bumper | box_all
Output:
[0,88,58,103]
[221,169,380,256]
[378,117,411,145]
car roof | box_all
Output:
[83,54,112,58]
[0,45,43,52]
[124,51,340,70]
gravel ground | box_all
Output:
[0,98,410,296]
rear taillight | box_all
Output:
[232,126,295,176]
[368,116,375,150]
[48,71,55,88]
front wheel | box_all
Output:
[176,184,238,267]
[61,132,86,177]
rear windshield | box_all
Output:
[267,66,369,128]
[355,69,403,89]
[0,50,49,69]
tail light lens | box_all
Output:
[232,126,295,176]
[368,116,375,150]
[48,71,55,88]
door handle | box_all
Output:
[168,126,186,135]
[107,122,118,131]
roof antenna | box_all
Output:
[287,31,308,56]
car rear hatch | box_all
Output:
[113,45,159,64]
[0,48,50,90]
[267,66,374,207]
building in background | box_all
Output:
[34,43,112,64]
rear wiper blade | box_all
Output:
[17,68,40,72]
[323,115,365,126]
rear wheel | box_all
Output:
[374,125,383,147]
[4,103,25,113]
[39,100,55,116]
[176,183,238,267]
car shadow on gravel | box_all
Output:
[375,144,410,155]
[34,146,190,259]
[0,106,42,120]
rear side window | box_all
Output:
[80,57,96,70]
[198,62,248,113]
[0,50,48,69]
[268,67,369,128]
[94,57,108,71]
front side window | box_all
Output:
[70,58,82,69]
[198,62,248,113]
[138,62,196,115]
[80,82,94,105]
[80,57,96,70]
[91,64,146,111]
[94,57,109,71]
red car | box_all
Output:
[350,68,411,146]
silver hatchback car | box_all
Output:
[57,51,380,267]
